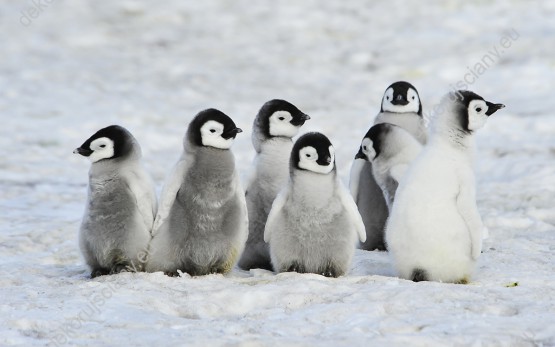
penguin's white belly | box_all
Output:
[386,160,473,282]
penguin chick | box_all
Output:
[350,81,427,251]
[74,125,157,278]
[386,90,504,283]
[239,99,310,271]
[146,109,248,277]
[264,132,366,277]
[355,123,422,210]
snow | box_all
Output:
[1,1,554,346]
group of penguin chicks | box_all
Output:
[74,81,505,284]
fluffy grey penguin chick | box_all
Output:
[350,81,427,251]
[386,90,504,283]
[355,123,422,210]
[146,109,248,277]
[238,99,310,271]
[264,132,366,277]
[74,125,157,278]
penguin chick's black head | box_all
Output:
[188,108,242,147]
[381,81,422,115]
[453,90,505,133]
[74,125,134,161]
[258,99,310,137]
[291,132,335,174]
[355,123,394,160]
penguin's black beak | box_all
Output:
[391,94,409,106]
[485,102,505,116]
[73,147,93,157]
[355,147,368,160]
[290,113,311,126]
[317,155,332,166]
[222,127,243,139]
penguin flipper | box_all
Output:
[348,159,365,200]
[152,153,192,234]
[338,184,367,243]
[263,188,289,243]
[455,179,483,260]
[126,168,158,234]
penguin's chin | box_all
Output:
[298,161,334,175]
[202,137,234,150]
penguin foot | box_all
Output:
[455,277,470,285]
[164,271,180,277]
[90,268,109,278]
[284,262,305,273]
[109,263,131,275]
[411,268,428,282]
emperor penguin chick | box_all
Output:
[350,81,427,251]
[355,123,422,210]
[146,109,248,276]
[386,90,504,283]
[74,125,157,278]
[238,99,310,271]
[264,132,366,277]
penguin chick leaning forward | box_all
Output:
[386,90,504,284]
[74,125,157,278]
[264,132,366,277]
[355,123,422,211]
[238,99,310,271]
[350,81,427,251]
[146,109,248,277]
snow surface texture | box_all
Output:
[1,1,554,346]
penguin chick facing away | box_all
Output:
[239,99,310,271]
[355,123,422,211]
[146,109,248,277]
[350,81,427,251]
[74,125,157,278]
[386,90,504,283]
[264,132,366,277]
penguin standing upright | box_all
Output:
[238,99,310,271]
[264,132,366,277]
[145,109,248,276]
[354,123,422,210]
[386,90,504,283]
[350,81,427,250]
[74,125,157,278]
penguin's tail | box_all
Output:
[411,268,428,282]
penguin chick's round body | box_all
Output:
[74,125,157,278]
[356,123,422,210]
[146,109,248,276]
[264,132,366,277]
[350,81,427,251]
[239,99,310,271]
[386,91,504,283]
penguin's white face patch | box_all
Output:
[382,87,420,114]
[361,138,376,161]
[200,120,234,149]
[269,111,300,138]
[89,137,115,163]
[467,100,489,131]
[298,145,335,174]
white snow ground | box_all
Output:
[1,1,554,346]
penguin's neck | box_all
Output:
[375,112,426,143]
[257,137,293,169]
[429,129,476,163]
[290,170,336,208]
[191,147,235,181]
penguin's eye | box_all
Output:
[99,144,106,148]
[306,154,311,158]
[363,146,367,151]
[210,129,216,133]
[278,117,285,121]
[476,107,482,113]
[412,96,416,100]
[386,96,390,100]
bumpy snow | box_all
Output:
[1,1,554,346]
